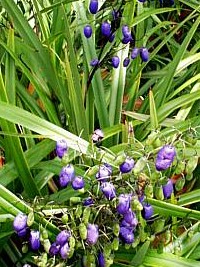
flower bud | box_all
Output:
[13,213,28,233]
[89,0,98,14]
[142,203,154,220]
[185,156,198,174]
[56,230,70,246]
[29,230,40,250]
[70,196,82,205]
[122,25,131,38]
[84,25,92,38]
[122,36,132,44]
[56,139,68,158]
[101,182,116,200]
[140,47,149,62]
[43,239,51,253]
[162,179,173,198]
[119,157,135,173]
[60,242,70,259]
[101,22,111,37]
[72,176,85,190]
[109,33,115,42]
[111,56,120,68]
[86,223,99,245]
[79,223,87,240]
[59,164,75,187]
[144,184,154,198]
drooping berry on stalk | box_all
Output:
[111,56,120,68]
[119,157,135,173]
[162,179,173,198]
[56,139,68,158]
[83,25,92,38]
[72,176,85,190]
[89,0,98,14]
[101,21,111,37]
[140,47,149,62]
[142,203,154,220]
[86,224,99,245]
[29,230,40,250]
[59,164,75,187]
[131,47,140,59]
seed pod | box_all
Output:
[113,223,120,236]
[131,198,143,211]
[27,211,34,227]
[22,243,28,253]
[70,197,82,205]
[75,205,83,218]
[43,239,51,253]
[153,219,165,233]
[144,184,154,198]
[176,160,186,174]
[105,259,113,267]
[186,173,193,181]
[133,157,147,175]
[83,207,91,224]
[104,243,112,257]
[68,247,75,259]
[79,223,87,240]
[62,213,68,224]
[185,156,198,174]
[69,236,76,248]
[112,238,119,251]
[175,177,185,191]
[154,185,164,200]
[40,227,48,240]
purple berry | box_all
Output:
[101,22,111,37]
[90,59,99,67]
[140,47,149,62]
[116,194,131,215]
[87,224,99,245]
[56,139,68,158]
[101,182,116,200]
[89,0,98,14]
[109,33,115,42]
[162,179,173,198]
[92,129,104,143]
[119,157,135,173]
[119,227,134,244]
[60,242,70,259]
[56,230,70,246]
[72,176,85,190]
[83,25,92,38]
[123,57,130,67]
[131,47,140,59]
[122,25,131,38]
[122,36,132,44]
[29,230,40,250]
[83,197,94,206]
[59,164,75,187]
[49,242,60,256]
[111,56,120,68]
[13,213,27,232]
[98,252,105,267]
[142,203,154,220]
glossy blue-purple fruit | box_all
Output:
[122,25,131,38]
[90,58,99,67]
[131,47,140,59]
[123,57,130,67]
[87,224,99,245]
[140,47,149,62]
[59,164,75,187]
[72,176,85,190]
[56,230,71,246]
[122,36,132,44]
[101,22,111,37]
[60,242,70,259]
[120,157,135,173]
[13,213,27,232]
[101,182,116,200]
[29,230,40,250]
[162,179,173,198]
[142,203,154,220]
[89,0,98,14]
[83,25,92,38]
[111,56,120,68]
[56,139,68,158]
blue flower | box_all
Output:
[119,227,134,244]
[162,179,173,198]
[101,22,111,37]
[111,56,120,68]
[140,47,149,62]
[60,242,70,259]
[116,194,131,215]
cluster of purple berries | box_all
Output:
[83,0,150,69]
[13,213,40,250]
